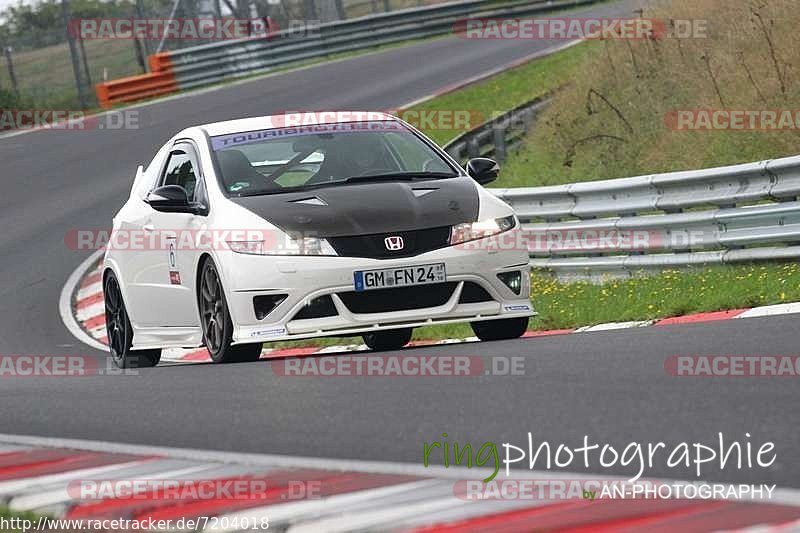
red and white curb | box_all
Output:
[63,252,800,364]
[0,433,798,532]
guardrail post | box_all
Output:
[493,124,507,164]
[62,0,89,109]
[3,47,19,98]
[134,0,150,56]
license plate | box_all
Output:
[354,263,446,292]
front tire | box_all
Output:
[198,258,262,363]
[362,328,413,351]
[471,317,529,341]
[104,272,161,368]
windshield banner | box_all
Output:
[210,120,405,151]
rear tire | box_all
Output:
[471,317,529,341]
[104,272,161,368]
[198,258,262,363]
[362,328,413,351]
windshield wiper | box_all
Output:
[233,172,459,197]
[342,171,457,184]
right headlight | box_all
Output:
[450,215,516,245]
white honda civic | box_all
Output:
[103,113,534,367]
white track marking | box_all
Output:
[286,496,468,533]
[58,248,108,351]
[204,480,444,532]
[87,323,108,340]
[435,336,479,344]
[8,464,213,512]
[75,302,105,323]
[314,344,367,354]
[0,444,31,454]
[736,303,800,319]
[218,482,559,532]
[400,499,552,529]
[720,520,800,533]
[76,282,103,302]
[0,460,147,497]
[576,320,655,332]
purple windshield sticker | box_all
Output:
[211,120,404,151]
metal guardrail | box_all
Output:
[448,94,800,277]
[444,96,550,164]
[163,0,595,90]
[96,0,597,106]
[486,156,800,279]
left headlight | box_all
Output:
[450,215,516,245]
[228,235,338,256]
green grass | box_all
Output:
[403,0,800,189]
[0,38,140,110]
[531,262,800,330]
[409,41,593,146]
[496,0,800,188]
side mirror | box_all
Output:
[466,158,500,185]
[145,185,196,213]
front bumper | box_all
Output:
[218,232,534,344]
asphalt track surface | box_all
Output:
[0,0,797,488]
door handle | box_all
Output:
[143,224,155,232]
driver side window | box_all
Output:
[161,151,198,200]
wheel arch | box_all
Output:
[101,263,126,307]
[195,252,214,301]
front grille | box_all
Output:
[338,282,458,314]
[328,226,451,259]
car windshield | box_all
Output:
[210,120,458,196]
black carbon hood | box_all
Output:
[229,177,480,238]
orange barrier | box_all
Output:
[95,52,177,108]
[148,52,174,73]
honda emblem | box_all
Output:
[384,236,404,251]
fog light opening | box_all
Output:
[293,295,338,320]
[497,271,522,295]
[254,294,287,320]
